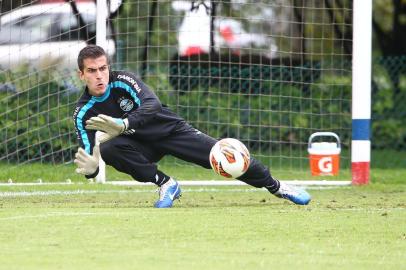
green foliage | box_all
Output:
[0,68,80,163]
[111,1,405,152]
[151,65,352,154]
[111,1,180,73]
[372,56,406,149]
[1,55,405,168]
[0,63,353,165]
[168,58,322,94]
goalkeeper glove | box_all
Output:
[86,114,128,143]
[74,145,100,177]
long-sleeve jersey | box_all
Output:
[73,70,184,154]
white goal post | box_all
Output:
[351,0,372,185]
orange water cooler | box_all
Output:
[308,132,341,176]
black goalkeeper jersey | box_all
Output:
[73,70,183,154]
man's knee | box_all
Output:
[98,139,157,183]
[99,140,120,162]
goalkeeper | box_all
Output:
[73,45,311,208]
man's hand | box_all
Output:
[86,114,128,143]
[74,145,100,176]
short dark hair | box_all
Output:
[77,45,108,71]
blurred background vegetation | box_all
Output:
[0,0,405,169]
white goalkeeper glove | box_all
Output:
[86,114,128,143]
[74,145,100,176]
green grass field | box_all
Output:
[0,184,405,269]
[0,149,405,269]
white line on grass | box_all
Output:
[0,180,352,186]
[0,186,350,198]
[0,207,404,222]
[0,212,103,221]
[0,188,259,197]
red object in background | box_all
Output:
[183,46,205,56]
[220,26,235,42]
[309,154,340,176]
[352,162,370,185]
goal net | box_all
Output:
[0,0,354,183]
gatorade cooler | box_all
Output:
[308,132,341,176]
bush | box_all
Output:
[0,69,80,163]
[1,56,405,165]
[150,72,352,152]
[372,57,406,150]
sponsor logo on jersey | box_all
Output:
[72,106,80,119]
[123,129,136,135]
[119,98,134,112]
[117,74,142,93]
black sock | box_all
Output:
[265,178,280,194]
[155,170,170,186]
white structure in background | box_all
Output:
[96,0,108,50]
[0,1,116,71]
[172,0,277,58]
[172,0,211,56]
[351,0,372,185]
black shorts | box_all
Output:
[100,122,275,188]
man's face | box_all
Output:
[78,55,109,97]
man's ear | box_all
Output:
[78,69,84,80]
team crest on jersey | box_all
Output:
[119,98,134,112]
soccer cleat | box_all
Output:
[274,182,311,205]
[154,178,182,208]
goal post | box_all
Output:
[96,0,108,50]
[351,0,372,185]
